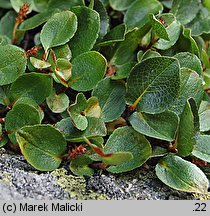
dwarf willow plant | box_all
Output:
[0,0,210,194]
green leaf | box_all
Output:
[151,146,168,158]
[70,155,94,176]
[51,58,72,86]
[176,100,196,157]
[201,49,210,69]
[170,68,203,115]
[102,152,133,166]
[69,51,107,91]
[0,45,27,85]
[93,0,109,39]
[30,57,51,69]
[171,0,200,25]
[5,97,43,144]
[187,6,210,36]
[125,57,180,114]
[40,11,77,51]
[198,101,210,132]
[111,62,136,80]
[46,90,69,114]
[50,44,72,61]
[0,11,16,40]
[154,19,181,50]
[109,0,134,11]
[69,93,88,131]
[138,50,161,62]
[110,26,151,66]
[68,93,101,130]
[0,123,2,136]
[124,0,163,30]
[85,97,101,118]
[32,0,49,12]
[56,117,106,142]
[104,126,151,173]
[97,24,126,47]
[156,154,209,193]
[129,111,179,141]
[47,0,85,10]
[92,78,126,122]
[177,27,200,57]
[0,135,8,148]
[16,125,67,171]
[8,72,53,104]
[68,6,100,58]
[174,52,202,75]
[192,135,210,163]
[0,35,11,46]
[0,87,8,105]
[150,14,169,41]
[19,9,59,31]
[0,0,11,8]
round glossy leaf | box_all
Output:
[156,154,209,193]
[125,57,180,114]
[92,78,126,122]
[0,45,27,85]
[69,51,107,91]
[16,125,67,171]
[104,126,152,173]
[46,91,69,113]
[8,72,53,104]
[124,0,163,30]
[129,111,179,141]
[69,6,100,58]
[40,11,77,51]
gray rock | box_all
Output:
[0,148,207,200]
[0,148,69,200]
